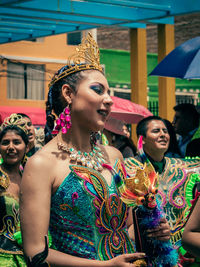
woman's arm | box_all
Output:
[182,197,200,257]
[20,153,52,258]
[20,152,145,267]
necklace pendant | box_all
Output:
[97,165,103,171]
[94,165,99,171]
[77,156,82,163]
[95,161,103,171]
[81,157,86,166]
[86,161,93,168]
[70,152,78,160]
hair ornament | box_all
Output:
[1,113,29,135]
[48,33,103,88]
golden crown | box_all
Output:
[1,113,29,135]
[48,32,103,88]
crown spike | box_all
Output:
[48,33,103,88]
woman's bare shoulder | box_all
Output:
[99,144,123,163]
[23,140,58,182]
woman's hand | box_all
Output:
[107,253,146,267]
[146,217,171,241]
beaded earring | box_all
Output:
[53,105,71,135]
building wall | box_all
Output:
[97,13,200,53]
[0,34,76,108]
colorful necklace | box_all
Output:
[57,141,106,172]
[0,167,10,190]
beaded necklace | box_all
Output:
[57,140,106,172]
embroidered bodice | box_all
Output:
[125,156,200,248]
[49,160,135,260]
[0,193,20,240]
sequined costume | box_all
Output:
[125,156,200,265]
[49,160,135,260]
[0,192,26,266]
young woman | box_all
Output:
[20,33,170,267]
[0,114,29,266]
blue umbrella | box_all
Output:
[149,36,200,79]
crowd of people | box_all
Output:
[0,33,200,267]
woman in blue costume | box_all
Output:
[0,113,29,266]
[20,33,170,267]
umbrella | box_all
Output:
[108,96,152,124]
[149,36,200,79]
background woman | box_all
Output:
[20,34,169,267]
[0,114,28,266]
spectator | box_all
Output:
[17,113,40,157]
[103,118,136,158]
[0,113,29,266]
[163,119,181,158]
[172,103,200,157]
[122,124,131,138]
[125,115,200,265]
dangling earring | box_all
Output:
[53,105,72,134]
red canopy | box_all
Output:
[0,106,46,126]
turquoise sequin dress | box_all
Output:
[49,160,135,260]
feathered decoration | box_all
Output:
[103,136,179,266]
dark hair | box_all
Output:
[17,113,31,121]
[0,125,29,146]
[136,116,167,137]
[163,119,181,156]
[45,67,101,143]
[173,103,199,128]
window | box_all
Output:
[7,62,45,100]
[67,32,82,45]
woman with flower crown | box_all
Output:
[20,33,170,267]
[0,113,29,266]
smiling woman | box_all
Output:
[19,33,152,267]
[0,114,29,266]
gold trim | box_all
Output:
[0,167,10,190]
[1,113,29,135]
